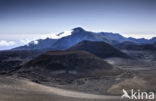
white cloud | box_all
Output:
[33,40,38,44]
[0,40,16,46]
[20,39,32,44]
[40,34,53,39]
[50,30,73,39]
[20,39,39,46]
[40,30,73,39]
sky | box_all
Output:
[0,0,156,49]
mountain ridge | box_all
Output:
[13,27,156,51]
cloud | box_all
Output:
[40,34,53,39]
[40,30,73,39]
[50,30,73,39]
[0,40,16,46]
[33,40,38,44]
[20,39,32,44]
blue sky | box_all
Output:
[0,0,156,49]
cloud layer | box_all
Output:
[0,40,16,46]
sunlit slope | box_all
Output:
[0,76,121,101]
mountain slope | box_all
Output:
[68,40,129,58]
[116,41,156,51]
[0,50,43,74]
[16,50,121,83]
[13,38,58,50]
[0,76,120,101]
[19,50,113,73]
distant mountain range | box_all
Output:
[14,27,156,51]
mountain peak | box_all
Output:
[72,27,85,32]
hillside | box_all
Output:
[16,50,122,84]
[116,41,156,51]
[69,40,129,58]
[0,50,42,74]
